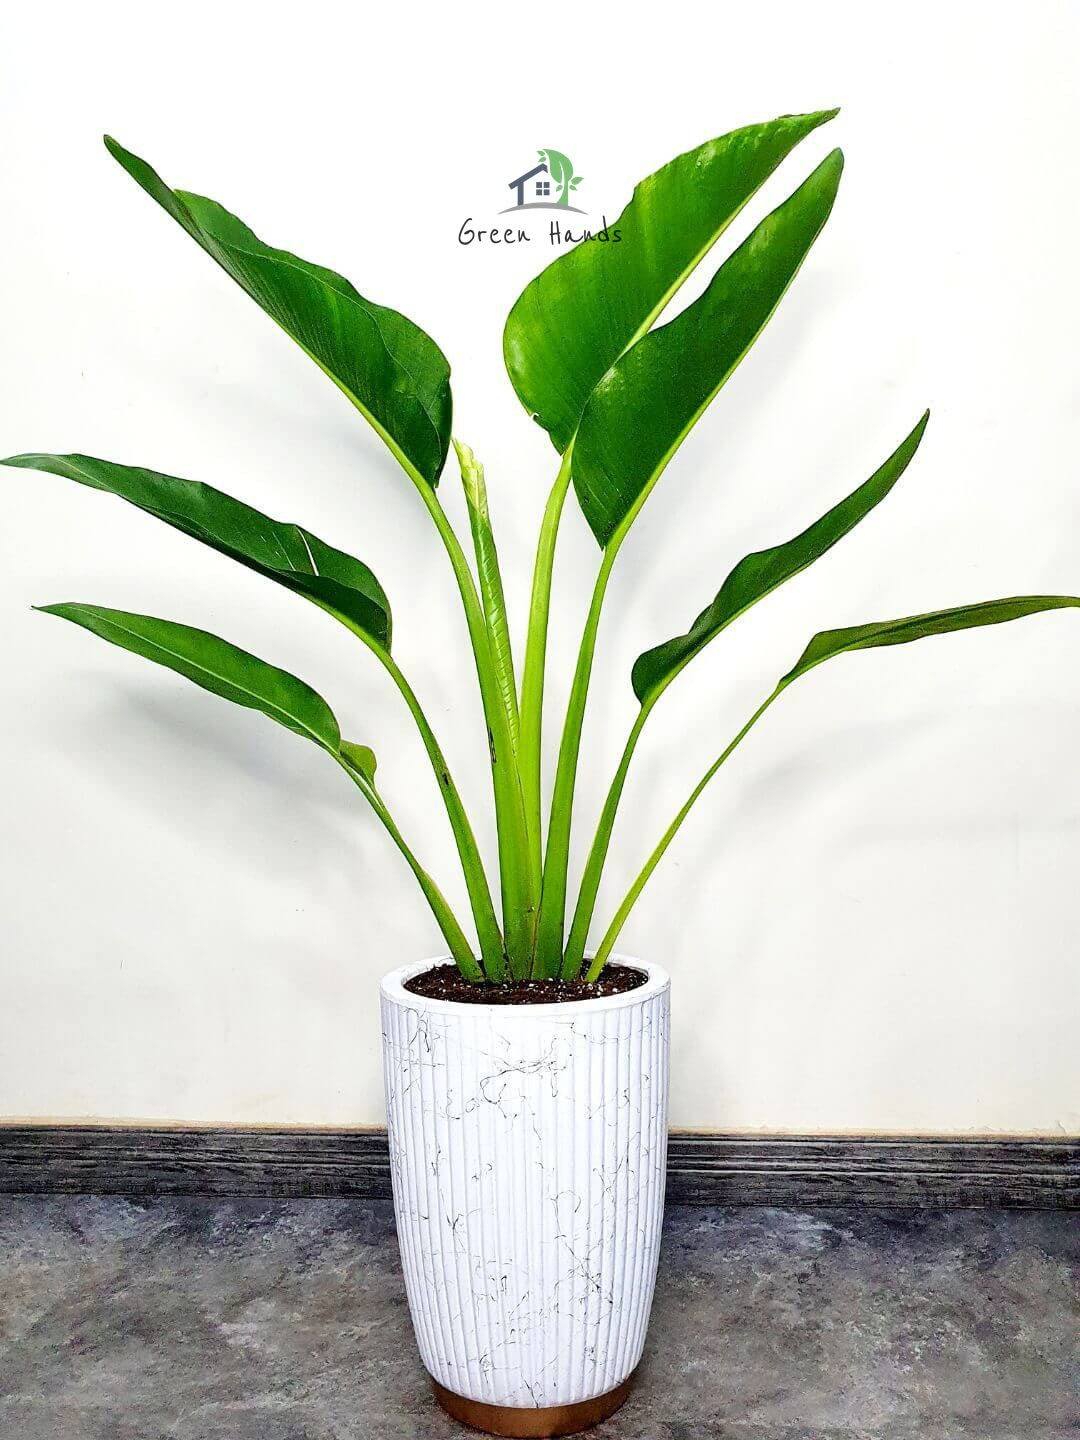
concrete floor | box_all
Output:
[0,1198,1075,1439]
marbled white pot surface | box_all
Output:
[380,956,670,1412]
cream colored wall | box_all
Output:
[2,0,1078,1133]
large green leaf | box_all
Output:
[104,137,452,486]
[40,602,486,975]
[586,592,1080,979]
[631,412,929,704]
[38,603,343,749]
[573,149,844,547]
[780,596,1080,688]
[504,110,837,452]
[5,453,392,648]
[561,411,931,978]
[5,454,507,966]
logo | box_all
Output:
[457,147,621,249]
[503,150,584,213]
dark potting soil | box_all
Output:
[403,962,647,1005]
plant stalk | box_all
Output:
[533,542,618,974]
[337,754,482,980]
[561,697,654,978]
[586,688,780,978]
[456,440,522,757]
[366,641,505,979]
[300,356,537,976]
[518,447,574,904]
[401,460,537,977]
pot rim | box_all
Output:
[381,953,669,1016]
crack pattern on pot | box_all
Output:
[381,963,670,1409]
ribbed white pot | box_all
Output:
[381,956,670,1415]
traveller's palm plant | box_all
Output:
[8,110,1077,982]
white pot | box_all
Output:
[380,956,670,1431]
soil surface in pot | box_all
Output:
[404,962,647,1005]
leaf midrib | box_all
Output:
[189,217,448,464]
[70,610,337,750]
[595,159,840,552]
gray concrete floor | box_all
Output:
[0,1197,1075,1439]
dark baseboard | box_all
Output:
[0,1127,1075,1209]
[665,1133,1077,1208]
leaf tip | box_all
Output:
[908,408,931,446]
[103,134,146,178]
[811,146,845,200]
[787,106,839,131]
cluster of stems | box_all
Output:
[363,433,772,984]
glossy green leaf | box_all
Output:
[535,148,845,967]
[5,453,391,648]
[101,139,537,966]
[589,593,1080,978]
[9,455,505,969]
[631,412,929,704]
[560,411,932,979]
[573,149,844,547]
[504,110,837,452]
[780,596,1080,688]
[104,137,452,486]
[41,604,485,974]
[37,603,342,749]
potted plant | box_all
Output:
[8,110,1077,1436]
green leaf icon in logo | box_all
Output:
[538,149,583,207]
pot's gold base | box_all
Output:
[432,1372,635,1437]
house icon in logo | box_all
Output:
[503,150,585,214]
[508,161,551,208]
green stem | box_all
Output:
[406,466,536,977]
[561,697,654,978]
[310,368,535,977]
[337,754,482,980]
[456,440,521,758]
[363,640,505,980]
[532,420,691,978]
[518,448,574,907]
[587,688,780,980]
[240,326,533,971]
[533,542,618,975]
[563,581,769,978]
